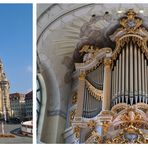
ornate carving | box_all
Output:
[87,120,97,129]
[102,121,110,134]
[104,58,112,66]
[85,79,103,100]
[79,45,99,55]
[85,130,102,144]
[72,92,77,105]
[79,71,86,80]
[120,9,142,33]
[74,126,80,138]
[70,109,76,125]
[110,9,148,61]
[111,125,148,144]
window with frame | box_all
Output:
[36,77,42,127]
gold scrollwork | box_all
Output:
[120,9,142,33]
[87,120,97,129]
[102,121,110,134]
[79,45,99,55]
[85,79,103,100]
[74,126,80,138]
[72,92,77,105]
[70,109,76,125]
[79,71,86,80]
[104,58,112,66]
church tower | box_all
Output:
[0,59,11,120]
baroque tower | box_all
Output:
[0,59,11,120]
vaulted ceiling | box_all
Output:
[37,4,148,57]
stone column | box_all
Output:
[102,58,112,111]
[75,71,85,117]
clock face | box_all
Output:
[127,20,136,28]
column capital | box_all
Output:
[104,58,112,66]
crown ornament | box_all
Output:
[120,9,142,33]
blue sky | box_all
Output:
[0,4,32,94]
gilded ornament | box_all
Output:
[85,79,103,100]
[104,58,112,66]
[102,121,110,134]
[74,126,80,138]
[87,120,97,129]
[70,109,76,125]
[72,92,77,104]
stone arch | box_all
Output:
[38,54,66,143]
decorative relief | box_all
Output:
[112,106,148,131]
[74,126,80,138]
[110,125,148,144]
[70,109,76,125]
[79,71,86,80]
[85,79,103,100]
[87,120,97,129]
[85,130,102,144]
[72,92,77,105]
[120,9,142,33]
[104,58,112,66]
[102,121,110,134]
[110,9,148,61]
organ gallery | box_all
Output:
[64,9,148,144]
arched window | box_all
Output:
[36,76,42,127]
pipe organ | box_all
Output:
[82,65,104,118]
[65,9,148,144]
[111,37,148,106]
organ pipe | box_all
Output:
[121,48,125,95]
[141,53,145,96]
[130,41,133,96]
[145,60,148,97]
[116,60,119,96]
[119,53,122,95]
[114,65,117,98]
[112,68,114,98]
[125,44,129,95]
[138,48,142,97]
[111,38,148,106]
[134,44,138,95]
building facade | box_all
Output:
[10,93,25,119]
[37,4,148,143]
[0,59,11,120]
[25,91,32,120]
